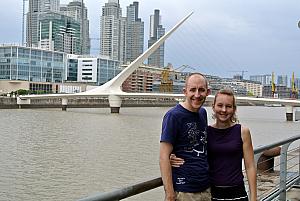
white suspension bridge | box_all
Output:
[18,12,300,121]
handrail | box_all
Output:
[77,134,300,201]
[77,178,162,201]
[254,134,300,154]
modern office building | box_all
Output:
[125,2,144,64]
[0,44,65,94]
[147,9,165,68]
[60,0,91,55]
[39,12,81,54]
[66,55,121,86]
[0,45,65,83]
[249,74,272,86]
[26,0,60,48]
[0,45,121,93]
[97,56,121,85]
[277,75,288,86]
[100,0,124,62]
[26,0,89,55]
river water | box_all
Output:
[0,106,299,201]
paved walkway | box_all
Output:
[287,186,300,201]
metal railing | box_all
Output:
[78,135,300,201]
[253,135,300,200]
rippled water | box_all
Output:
[0,106,299,201]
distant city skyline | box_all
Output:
[1,0,300,79]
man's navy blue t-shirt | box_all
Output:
[160,104,209,193]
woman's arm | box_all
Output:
[170,154,185,167]
[242,126,257,201]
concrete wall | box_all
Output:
[0,81,30,94]
[0,97,178,109]
[0,97,18,108]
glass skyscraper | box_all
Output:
[26,0,60,48]
[60,0,91,55]
[148,9,165,68]
[26,0,90,55]
[125,2,144,64]
[39,12,81,55]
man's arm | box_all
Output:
[160,142,176,201]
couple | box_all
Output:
[159,73,257,201]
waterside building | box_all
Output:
[0,45,120,94]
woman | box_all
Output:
[171,89,257,201]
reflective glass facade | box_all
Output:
[97,58,121,85]
[0,45,65,83]
[39,12,81,55]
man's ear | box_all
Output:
[183,88,186,94]
[207,88,211,95]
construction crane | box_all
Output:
[271,72,278,98]
[291,72,298,99]
[174,64,196,72]
[229,70,248,80]
[159,66,173,93]
[173,64,196,81]
[159,64,196,93]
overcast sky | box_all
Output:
[1,0,300,79]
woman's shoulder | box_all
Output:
[240,124,251,141]
[241,124,250,133]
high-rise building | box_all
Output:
[38,12,81,54]
[100,0,124,62]
[27,0,89,55]
[26,0,60,47]
[125,2,144,64]
[60,0,91,55]
[99,0,144,64]
[147,9,165,68]
[277,75,288,86]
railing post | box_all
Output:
[279,143,291,200]
[298,145,300,185]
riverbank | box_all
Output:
[0,96,180,109]
[0,96,260,109]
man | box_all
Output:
[159,73,211,201]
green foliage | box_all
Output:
[247,91,254,96]
[16,89,29,95]
[9,89,52,96]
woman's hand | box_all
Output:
[170,154,185,167]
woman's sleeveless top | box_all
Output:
[207,124,244,186]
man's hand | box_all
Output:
[165,191,176,201]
